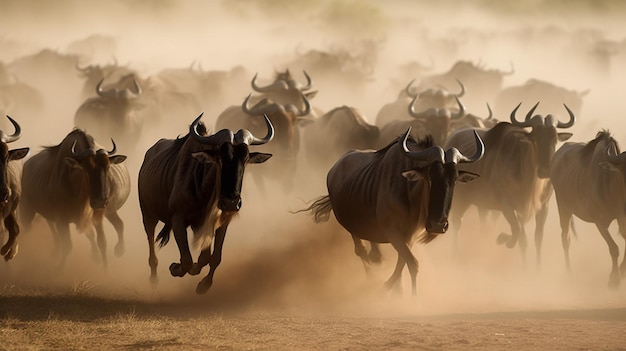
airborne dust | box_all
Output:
[1,0,626,317]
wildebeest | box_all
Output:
[301,105,379,173]
[375,79,464,128]
[250,69,319,117]
[550,130,626,288]
[74,73,145,151]
[19,129,130,268]
[377,92,465,147]
[0,116,29,261]
[216,93,311,194]
[302,128,484,295]
[138,113,273,294]
[445,102,575,264]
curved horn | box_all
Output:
[251,73,287,92]
[107,138,117,155]
[95,78,106,97]
[407,94,429,118]
[557,104,576,129]
[297,92,311,117]
[401,127,444,163]
[510,102,535,127]
[454,79,465,97]
[1,115,21,143]
[455,130,484,163]
[451,96,465,120]
[189,113,234,145]
[485,103,493,120]
[607,143,620,163]
[75,61,90,73]
[524,101,540,122]
[405,79,417,98]
[300,70,313,91]
[247,114,275,145]
[71,140,79,157]
[242,93,276,116]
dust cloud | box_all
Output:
[1,0,626,318]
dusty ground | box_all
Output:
[1,1,626,350]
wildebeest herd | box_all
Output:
[1,5,626,301]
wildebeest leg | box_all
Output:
[384,253,406,293]
[196,224,228,294]
[368,242,382,264]
[105,210,124,257]
[46,219,62,259]
[142,215,159,285]
[450,200,470,250]
[556,204,572,271]
[534,184,553,268]
[352,235,373,275]
[92,210,108,269]
[170,215,192,277]
[534,200,549,268]
[387,234,419,296]
[595,224,620,289]
[84,227,101,264]
[1,213,19,261]
[496,208,527,265]
[55,222,72,270]
[618,218,626,277]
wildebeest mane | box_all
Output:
[376,133,434,155]
[580,129,619,160]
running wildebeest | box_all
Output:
[302,127,484,295]
[0,116,29,261]
[20,129,130,269]
[138,113,273,294]
[550,130,626,288]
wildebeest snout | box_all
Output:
[219,197,242,212]
[426,219,449,234]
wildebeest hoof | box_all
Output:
[169,262,187,277]
[189,263,202,276]
[1,243,17,261]
[114,243,124,257]
[496,233,511,246]
[196,277,213,294]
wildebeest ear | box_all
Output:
[191,151,218,164]
[8,147,29,161]
[458,171,480,183]
[109,155,127,164]
[248,152,272,164]
[304,90,318,99]
[557,132,573,142]
[599,161,619,172]
[401,169,425,182]
[64,157,82,169]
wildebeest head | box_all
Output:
[242,92,310,161]
[0,116,29,206]
[408,93,465,145]
[95,73,142,100]
[400,127,483,234]
[250,70,317,107]
[510,102,575,178]
[189,113,273,213]
[65,138,126,209]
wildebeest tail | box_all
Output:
[292,195,333,223]
[156,224,172,248]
